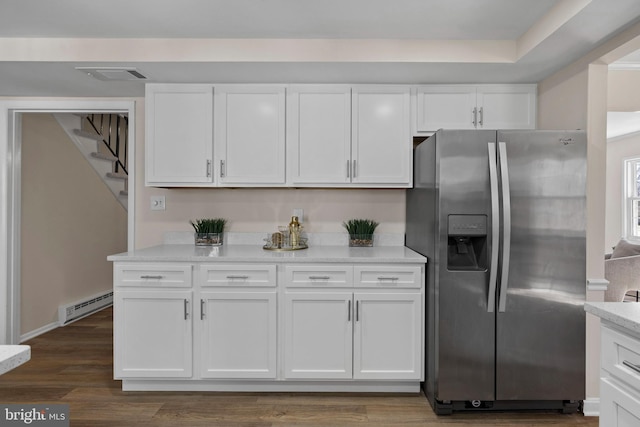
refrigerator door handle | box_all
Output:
[487,143,499,313]
[498,142,511,312]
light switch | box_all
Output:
[151,196,166,211]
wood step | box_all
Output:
[106,172,127,181]
[90,152,117,162]
[73,129,104,142]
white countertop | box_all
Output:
[108,244,427,264]
[0,345,30,375]
[585,302,640,335]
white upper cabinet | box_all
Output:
[415,85,478,131]
[476,85,537,129]
[215,85,286,186]
[287,85,412,187]
[145,84,214,186]
[414,84,537,134]
[287,85,352,185]
[352,86,412,187]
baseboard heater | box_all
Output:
[58,290,113,326]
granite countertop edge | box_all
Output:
[0,345,31,376]
[585,302,640,336]
[107,244,427,264]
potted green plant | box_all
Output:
[190,218,227,246]
[343,219,379,247]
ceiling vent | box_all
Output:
[75,67,147,81]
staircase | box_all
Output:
[54,113,128,210]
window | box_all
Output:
[624,158,640,239]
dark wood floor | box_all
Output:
[0,307,598,426]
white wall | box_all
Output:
[20,113,128,336]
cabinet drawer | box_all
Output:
[602,325,640,391]
[354,265,422,288]
[284,265,353,288]
[200,264,276,287]
[600,377,640,426]
[115,263,192,288]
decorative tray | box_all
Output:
[262,244,309,251]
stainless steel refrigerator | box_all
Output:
[406,129,586,414]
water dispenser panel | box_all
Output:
[447,215,487,271]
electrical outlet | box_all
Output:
[293,208,304,222]
[150,196,166,211]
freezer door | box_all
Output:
[436,130,496,401]
[495,130,586,401]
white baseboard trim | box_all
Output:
[20,321,58,343]
[582,397,600,417]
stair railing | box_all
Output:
[85,113,128,176]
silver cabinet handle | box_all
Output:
[220,160,226,178]
[347,160,351,178]
[623,360,640,374]
[206,159,212,177]
[200,299,205,320]
[356,300,360,322]
[226,275,249,280]
[472,107,478,127]
[352,160,357,178]
[479,107,484,127]
[140,275,163,279]
[377,277,399,282]
[309,276,331,280]
[184,299,189,320]
[348,300,351,322]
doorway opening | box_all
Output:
[0,100,136,344]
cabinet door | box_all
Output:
[284,292,353,379]
[415,85,477,132]
[600,377,640,427]
[114,290,192,378]
[215,85,286,186]
[145,84,213,185]
[352,86,412,186]
[287,85,351,185]
[353,293,421,380]
[477,85,536,129]
[199,291,276,379]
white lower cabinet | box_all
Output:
[284,292,353,379]
[114,261,424,391]
[353,293,421,379]
[114,289,193,378]
[600,324,640,426]
[199,291,277,378]
[283,264,423,381]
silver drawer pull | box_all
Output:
[377,277,399,281]
[140,275,163,279]
[623,360,640,374]
[309,276,331,280]
[226,275,249,280]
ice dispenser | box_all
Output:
[447,215,487,271]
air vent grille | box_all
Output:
[76,67,147,81]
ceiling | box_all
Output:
[1,0,640,97]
